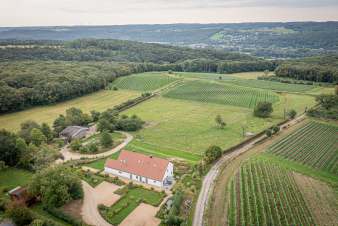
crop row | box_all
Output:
[227,160,314,226]
[111,72,178,91]
[268,121,338,173]
[226,79,314,92]
[164,80,279,108]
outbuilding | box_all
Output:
[59,126,89,142]
[104,150,174,188]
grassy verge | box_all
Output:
[82,151,121,170]
[31,204,71,226]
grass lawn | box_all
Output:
[123,94,315,160]
[100,185,165,225]
[0,89,139,132]
[0,168,33,198]
[83,151,121,170]
[175,71,272,80]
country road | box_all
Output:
[192,114,306,226]
[58,131,133,162]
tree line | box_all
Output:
[275,55,338,83]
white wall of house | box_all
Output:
[162,162,174,181]
[104,167,165,187]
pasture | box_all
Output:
[124,93,315,159]
[0,89,139,131]
[109,72,179,91]
[225,79,314,92]
[164,80,279,108]
[227,159,315,226]
[267,121,338,174]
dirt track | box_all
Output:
[81,181,121,226]
[193,115,306,226]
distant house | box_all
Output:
[59,126,89,142]
[104,150,174,188]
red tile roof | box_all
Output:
[105,150,170,181]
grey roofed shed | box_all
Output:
[60,126,89,142]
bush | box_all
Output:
[271,125,280,134]
[43,206,83,226]
[5,202,34,226]
[203,145,222,164]
[287,109,297,119]
[70,139,82,151]
[87,143,98,153]
[100,131,113,148]
[254,102,273,118]
[265,129,272,137]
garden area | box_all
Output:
[99,183,166,225]
[70,132,125,154]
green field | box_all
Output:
[225,79,314,92]
[110,72,179,91]
[124,93,315,160]
[100,185,165,225]
[227,158,315,226]
[175,72,236,80]
[0,168,33,197]
[0,89,139,132]
[164,80,279,108]
[267,121,338,174]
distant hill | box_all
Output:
[1,22,338,58]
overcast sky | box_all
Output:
[1,0,338,27]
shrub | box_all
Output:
[287,109,297,119]
[265,129,272,137]
[100,131,113,148]
[5,202,34,226]
[271,125,280,134]
[203,145,222,164]
[88,143,98,153]
[70,139,81,151]
[254,102,273,118]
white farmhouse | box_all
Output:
[104,150,174,188]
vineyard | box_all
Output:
[227,159,315,226]
[110,72,179,91]
[225,79,314,92]
[164,80,279,108]
[267,121,338,174]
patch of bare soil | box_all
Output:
[293,172,338,226]
[119,203,161,226]
[62,199,83,220]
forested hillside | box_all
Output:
[1,22,337,58]
[0,39,276,114]
[275,55,338,83]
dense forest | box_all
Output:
[1,22,337,58]
[275,55,338,83]
[0,39,276,113]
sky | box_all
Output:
[1,0,338,27]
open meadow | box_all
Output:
[124,91,315,162]
[0,89,139,131]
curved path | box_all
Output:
[192,115,306,226]
[81,181,112,226]
[58,131,133,162]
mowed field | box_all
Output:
[124,93,315,162]
[0,89,139,131]
[267,121,338,174]
[110,72,179,91]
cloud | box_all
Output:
[1,0,338,26]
